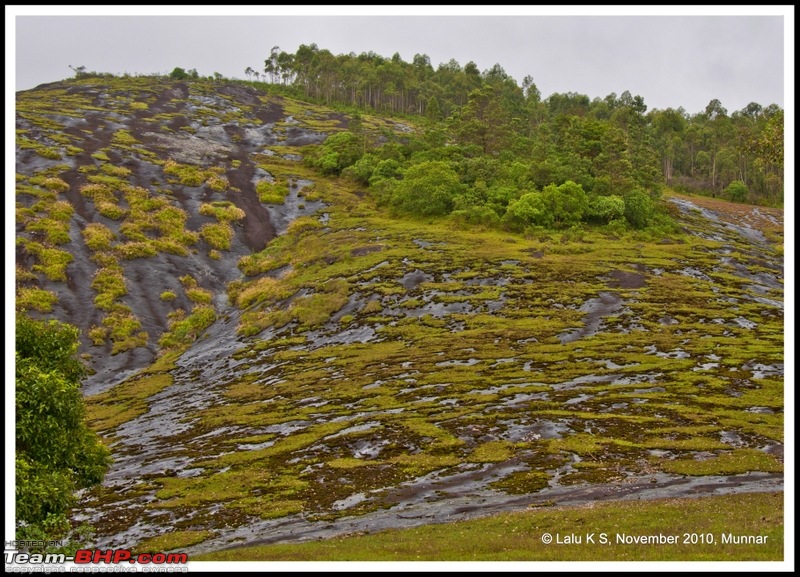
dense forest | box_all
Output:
[237,44,784,212]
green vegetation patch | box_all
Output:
[198,492,783,561]
[660,449,783,476]
[135,530,211,554]
[86,373,173,432]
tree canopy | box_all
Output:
[255,44,782,206]
[16,314,111,543]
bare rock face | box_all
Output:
[16,78,784,556]
[15,79,336,389]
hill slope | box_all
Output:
[15,77,784,558]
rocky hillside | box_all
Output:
[16,77,403,390]
[15,77,784,555]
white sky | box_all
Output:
[7,6,792,115]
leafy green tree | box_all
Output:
[522,75,541,104]
[16,315,111,541]
[623,189,654,229]
[540,181,589,227]
[310,131,365,175]
[169,67,188,80]
[701,98,734,191]
[389,161,464,216]
[504,191,552,230]
[425,96,443,122]
[456,86,512,155]
[369,159,402,187]
[593,124,634,193]
[587,194,625,224]
[341,153,378,185]
[650,108,686,184]
[724,180,749,202]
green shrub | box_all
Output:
[169,67,189,80]
[624,189,655,229]
[724,180,748,203]
[541,181,588,228]
[504,191,552,230]
[307,131,364,175]
[16,313,111,536]
[587,194,625,224]
[390,161,464,217]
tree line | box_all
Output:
[250,44,783,206]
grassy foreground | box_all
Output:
[197,491,783,561]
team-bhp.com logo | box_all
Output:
[5,544,188,567]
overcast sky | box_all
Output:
[8,6,791,115]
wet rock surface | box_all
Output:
[16,80,784,554]
[16,79,337,386]
[76,191,782,553]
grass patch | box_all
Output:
[163,159,223,187]
[82,223,115,251]
[158,305,217,350]
[16,287,58,312]
[199,201,245,222]
[200,222,234,251]
[86,373,173,432]
[660,449,783,476]
[101,306,148,354]
[91,266,127,310]
[21,240,73,281]
[197,492,783,561]
[256,179,290,204]
[467,440,518,463]
[135,530,211,554]
[160,290,177,302]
